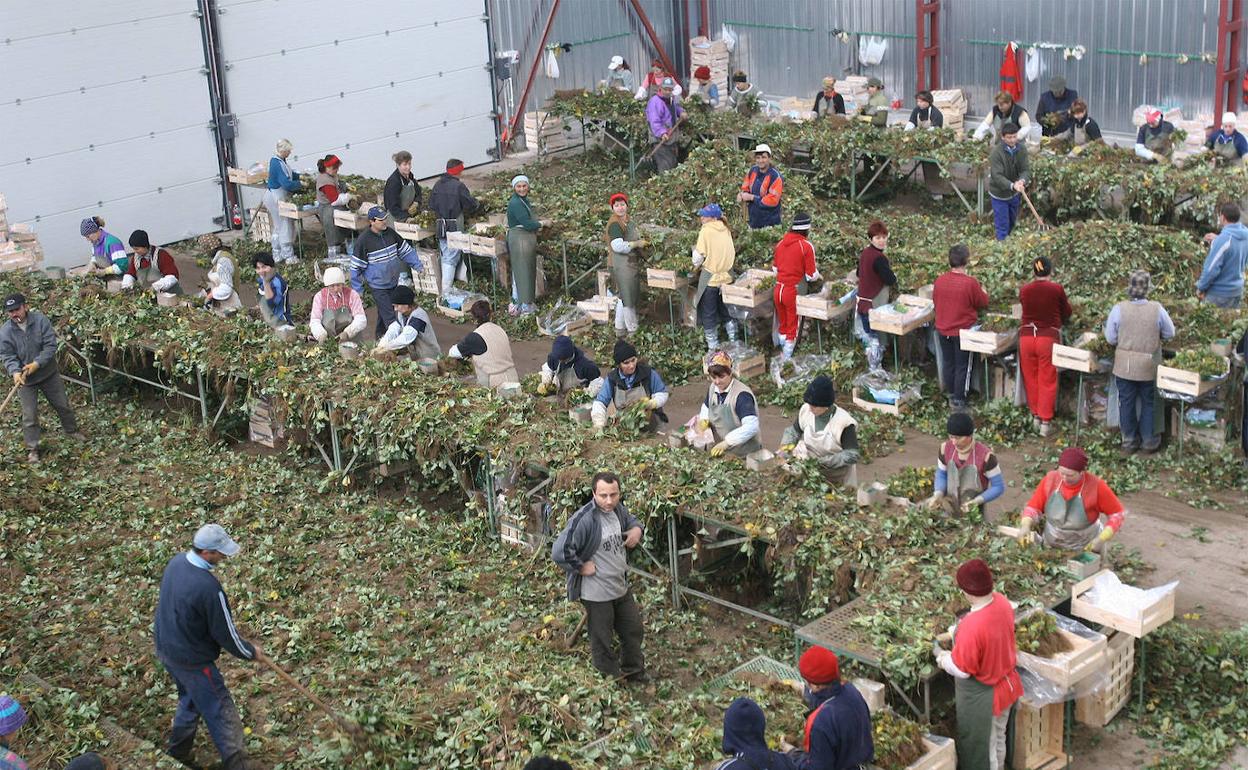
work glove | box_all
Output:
[1155,154,1171,165]
[777,443,796,456]
[966,495,986,509]
[632,239,648,249]
[696,418,710,432]
[925,492,945,510]
[1085,527,1115,552]
[13,371,25,387]
[407,202,420,216]
[710,440,731,457]
[1016,516,1035,547]
[336,193,354,207]
[21,362,39,378]
[536,382,555,396]
[104,264,122,276]
[1070,144,1085,157]
[645,397,663,410]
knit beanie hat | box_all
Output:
[613,338,638,364]
[0,695,27,734]
[390,285,415,305]
[64,754,108,770]
[694,65,711,81]
[956,558,994,596]
[1058,446,1089,472]
[79,218,100,237]
[798,645,840,685]
[1127,270,1151,300]
[552,335,575,361]
[804,375,835,407]
[947,412,975,437]
[791,212,812,231]
[733,71,748,83]
[128,229,151,249]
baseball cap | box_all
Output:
[608,55,623,70]
[367,205,387,220]
[193,523,240,556]
[660,76,675,89]
[753,143,772,156]
[3,293,25,312]
[697,203,723,218]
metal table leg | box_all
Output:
[668,294,677,347]
[667,516,681,607]
[195,367,209,425]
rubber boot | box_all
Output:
[780,339,795,361]
[725,319,739,342]
[866,338,884,372]
[326,245,341,261]
[164,731,200,769]
[440,262,457,299]
[220,751,253,770]
[704,330,719,351]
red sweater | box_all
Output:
[1019,279,1072,337]
[952,592,1023,716]
[933,270,989,335]
[773,232,817,285]
[1022,470,1125,532]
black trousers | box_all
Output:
[581,589,645,679]
[938,333,973,402]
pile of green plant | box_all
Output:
[871,709,928,770]
[1014,611,1074,657]
[886,466,933,503]
[1168,348,1228,377]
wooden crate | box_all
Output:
[446,231,473,251]
[722,268,775,308]
[277,200,302,220]
[1016,626,1108,689]
[498,515,540,551]
[539,314,591,337]
[1011,700,1066,770]
[1070,570,1175,638]
[907,735,957,770]
[796,292,854,321]
[852,386,915,416]
[411,252,441,296]
[227,167,267,186]
[1075,630,1135,727]
[576,296,612,323]
[960,325,1019,355]
[646,267,688,290]
[333,209,368,231]
[736,351,766,379]
[868,295,935,336]
[1156,359,1228,397]
[393,222,434,241]
[1052,332,1102,373]
[470,234,508,257]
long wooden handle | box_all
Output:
[1020,189,1046,228]
[642,114,688,161]
[259,655,360,734]
[0,382,20,415]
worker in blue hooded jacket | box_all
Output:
[1197,202,1248,308]
[715,698,797,770]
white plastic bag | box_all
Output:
[721,24,737,52]
[859,36,887,66]
[544,48,560,79]
[1025,46,1042,82]
[1084,571,1179,622]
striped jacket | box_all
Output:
[349,226,424,291]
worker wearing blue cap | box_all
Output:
[350,205,425,338]
[691,204,739,350]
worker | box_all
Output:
[1059,99,1103,150]
[692,203,738,350]
[309,267,366,343]
[1239,328,1248,466]
[728,71,761,115]
[606,193,647,335]
[795,646,874,770]
[715,698,798,770]
[81,216,132,289]
[934,559,1022,770]
[523,758,573,770]
[1197,202,1248,308]
[1133,109,1176,163]
[154,523,262,770]
[447,300,519,392]
[933,244,989,408]
[1019,257,1072,436]
[606,55,635,93]
[314,154,355,260]
[1207,112,1248,167]
[1,293,85,464]
[538,335,602,396]
[374,285,440,360]
[252,252,292,328]
[199,235,242,316]
[738,144,784,229]
[694,350,761,458]
[691,65,721,108]
[1105,270,1174,455]
[592,339,669,431]
[972,91,1033,143]
[64,754,112,770]
[127,230,182,293]
[1017,447,1126,551]
[0,695,28,770]
[638,58,681,100]
[506,174,542,316]
[772,212,821,361]
[988,123,1029,241]
[263,138,301,264]
[383,150,422,223]
[350,205,425,338]
[855,220,897,367]
[926,413,1005,517]
[904,89,944,130]
[1036,75,1078,137]
[857,77,889,127]
[811,76,846,119]
[428,158,479,301]
[647,77,685,174]
[777,375,859,487]
[550,471,649,683]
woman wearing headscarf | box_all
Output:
[691,203,737,350]
[315,154,355,260]
[606,192,646,337]
[1104,270,1174,455]
[198,234,242,316]
[80,217,131,289]
[506,174,542,316]
[695,350,760,458]
[1017,447,1126,552]
[264,138,302,263]
[714,698,797,770]
[811,76,845,119]
[383,150,423,222]
[1019,256,1072,435]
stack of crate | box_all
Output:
[524,111,581,154]
[248,395,286,449]
[931,89,968,137]
[689,36,730,95]
[0,195,43,274]
[837,75,870,112]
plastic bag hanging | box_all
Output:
[1025,46,1042,82]
[544,47,560,79]
[859,35,887,66]
[721,24,738,51]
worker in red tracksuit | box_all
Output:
[737,144,784,229]
[1018,256,1071,436]
[772,213,821,361]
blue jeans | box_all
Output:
[371,285,396,339]
[1116,376,1158,449]
[1203,292,1242,309]
[991,195,1020,240]
[163,661,247,766]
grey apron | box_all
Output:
[1041,485,1102,550]
[707,383,762,457]
[955,676,997,770]
[256,283,280,328]
[507,196,539,305]
[397,175,418,213]
[133,258,163,291]
[613,379,659,432]
[1215,137,1243,167]
[1144,128,1172,158]
[321,307,354,338]
[693,268,734,310]
[610,220,642,309]
[947,449,986,514]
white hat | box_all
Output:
[193,523,240,556]
[322,266,346,287]
[753,144,772,155]
[1223,111,1239,125]
[608,55,623,70]
[210,283,234,302]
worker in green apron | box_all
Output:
[935,559,1022,770]
[694,350,760,458]
[605,192,646,337]
[1207,112,1248,169]
[506,175,542,316]
[1017,447,1126,551]
[926,413,1006,517]
[778,375,859,487]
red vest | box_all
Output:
[856,245,887,314]
[943,439,991,492]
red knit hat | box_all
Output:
[610,192,628,206]
[1058,447,1088,472]
[956,559,994,597]
[694,65,711,81]
[798,645,840,685]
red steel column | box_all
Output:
[917,0,941,91]
[1215,0,1244,117]
[506,0,562,144]
[627,0,678,82]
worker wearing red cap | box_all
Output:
[935,559,1021,770]
[691,65,721,108]
[1134,109,1176,163]
[793,645,873,770]
[1017,447,1125,552]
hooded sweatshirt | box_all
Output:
[1197,221,1248,297]
[696,219,737,287]
[716,698,798,770]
